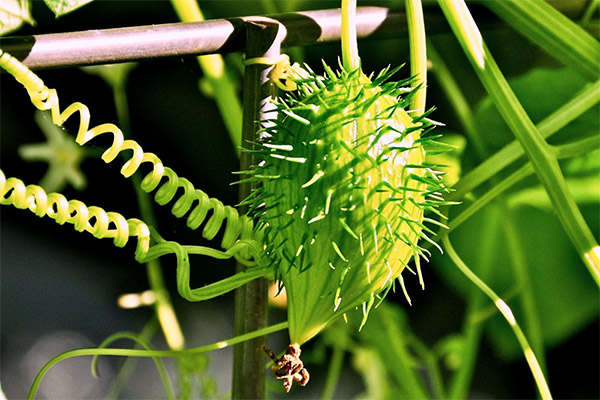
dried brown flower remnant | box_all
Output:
[262,344,309,392]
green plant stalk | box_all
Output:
[319,344,345,400]
[405,0,427,113]
[443,235,552,400]
[580,0,600,25]
[448,210,499,399]
[451,80,600,202]
[500,203,546,373]
[170,0,243,156]
[484,0,600,82]
[380,311,429,398]
[427,41,487,157]
[341,0,359,70]
[438,0,600,287]
[27,322,289,400]
[427,41,476,138]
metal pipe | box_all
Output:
[0,7,409,69]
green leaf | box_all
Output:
[0,0,34,35]
[43,0,94,17]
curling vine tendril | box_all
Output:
[0,50,272,302]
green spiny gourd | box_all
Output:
[246,63,445,350]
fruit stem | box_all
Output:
[341,0,360,70]
[405,0,427,113]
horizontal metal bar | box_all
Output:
[0,7,422,70]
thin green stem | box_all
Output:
[427,41,475,137]
[380,314,430,398]
[104,318,160,399]
[431,32,549,391]
[438,0,600,286]
[341,0,360,70]
[580,0,600,25]
[405,0,427,113]
[28,322,288,400]
[443,236,552,400]
[500,203,547,375]
[448,209,500,399]
[92,331,176,400]
[431,27,548,379]
[409,336,445,399]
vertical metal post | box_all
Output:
[233,18,285,399]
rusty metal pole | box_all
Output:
[233,18,285,399]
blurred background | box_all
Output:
[1,1,598,398]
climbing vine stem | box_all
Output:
[341,0,359,70]
[405,0,427,113]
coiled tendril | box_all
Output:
[0,50,271,301]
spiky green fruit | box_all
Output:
[248,65,436,346]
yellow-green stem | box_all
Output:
[443,236,552,400]
[341,0,360,70]
[501,203,546,374]
[405,0,427,113]
[319,344,345,399]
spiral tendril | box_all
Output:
[0,50,257,264]
[0,169,151,260]
[0,50,271,301]
[0,168,268,301]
